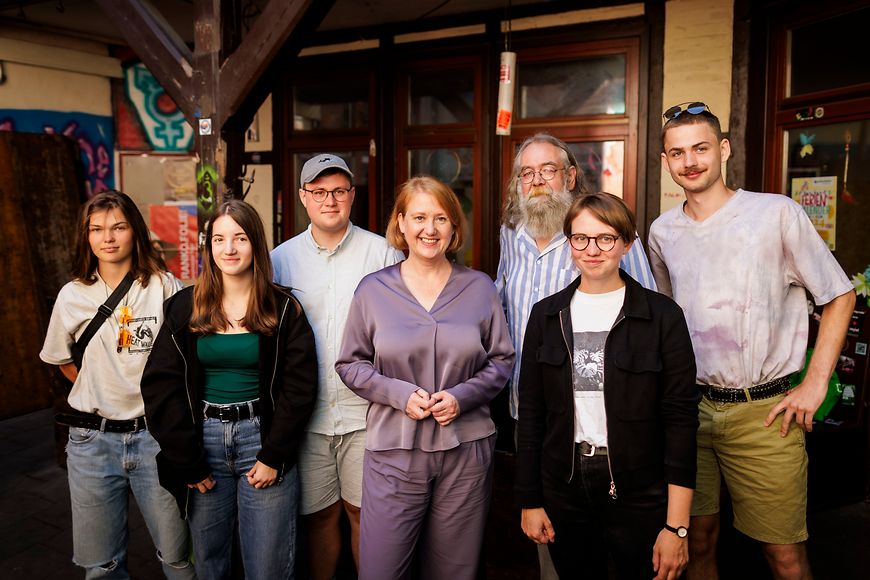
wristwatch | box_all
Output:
[664,523,689,538]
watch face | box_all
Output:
[677,527,689,538]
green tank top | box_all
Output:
[197,333,260,404]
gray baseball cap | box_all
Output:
[300,153,353,186]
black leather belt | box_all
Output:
[576,441,608,457]
[55,412,146,433]
[204,400,260,422]
[698,376,791,403]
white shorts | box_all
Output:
[298,429,365,515]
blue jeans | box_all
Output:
[66,427,195,580]
[189,415,298,580]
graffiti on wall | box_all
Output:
[0,109,114,196]
[123,63,193,152]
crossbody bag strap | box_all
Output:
[71,271,136,370]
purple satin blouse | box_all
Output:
[335,263,515,452]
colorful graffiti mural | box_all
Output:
[123,63,193,152]
[0,109,114,196]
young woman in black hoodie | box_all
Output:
[142,199,317,579]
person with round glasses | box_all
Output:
[516,191,699,580]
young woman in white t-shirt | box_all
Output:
[40,190,193,579]
[516,192,699,580]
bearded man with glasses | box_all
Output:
[649,103,855,579]
[496,133,656,579]
[270,153,403,579]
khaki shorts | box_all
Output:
[298,429,365,515]
[692,393,808,544]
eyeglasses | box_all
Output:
[662,101,710,122]
[519,167,566,185]
[568,233,621,252]
[302,187,351,203]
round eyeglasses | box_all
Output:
[569,233,621,252]
[519,167,565,185]
[302,187,351,203]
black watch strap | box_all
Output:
[664,523,689,538]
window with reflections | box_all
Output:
[518,55,626,118]
[567,141,625,198]
[293,79,369,131]
[408,69,475,125]
[503,39,640,212]
[409,148,475,267]
[787,6,870,98]
[781,120,870,276]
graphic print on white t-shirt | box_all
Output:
[572,331,606,392]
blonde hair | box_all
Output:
[386,176,466,254]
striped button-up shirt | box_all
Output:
[496,224,657,418]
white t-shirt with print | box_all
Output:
[570,286,625,446]
[40,272,182,419]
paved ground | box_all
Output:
[1,408,867,579]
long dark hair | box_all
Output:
[71,190,166,287]
[190,199,279,335]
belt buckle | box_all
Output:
[581,443,596,457]
[217,406,234,423]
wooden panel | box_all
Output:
[0,133,84,419]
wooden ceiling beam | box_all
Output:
[217,0,315,129]
[93,0,195,124]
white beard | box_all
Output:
[519,185,573,240]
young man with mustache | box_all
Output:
[649,103,855,579]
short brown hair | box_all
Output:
[661,110,724,151]
[563,191,637,243]
[386,176,466,254]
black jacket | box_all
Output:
[515,270,699,508]
[141,285,317,516]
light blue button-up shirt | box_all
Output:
[271,223,404,435]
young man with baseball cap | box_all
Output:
[271,154,402,579]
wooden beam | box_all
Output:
[94,0,195,124]
[217,0,315,128]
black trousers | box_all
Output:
[545,452,667,579]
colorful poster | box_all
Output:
[791,176,837,250]
[150,203,199,282]
[0,109,114,196]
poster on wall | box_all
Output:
[791,176,837,250]
[150,203,198,282]
[0,109,114,196]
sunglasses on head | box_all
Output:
[662,101,710,122]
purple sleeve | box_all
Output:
[447,287,515,413]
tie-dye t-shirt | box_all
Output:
[648,189,852,389]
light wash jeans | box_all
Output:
[66,427,195,580]
[188,415,298,580]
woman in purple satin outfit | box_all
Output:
[336,176,515,580]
